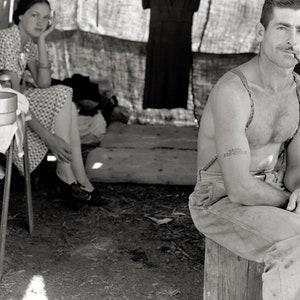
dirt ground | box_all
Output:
[0,161,204,300]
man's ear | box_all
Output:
[256,22,265,42]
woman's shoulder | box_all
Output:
[0,25,18,42]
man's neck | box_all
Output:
[256,55,294,93]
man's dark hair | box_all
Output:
[260,0,300,28]
[13,0,51,25]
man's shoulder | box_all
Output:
[211,68,248,100]
[206,67,255,125]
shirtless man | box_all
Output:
[189,0,300,299]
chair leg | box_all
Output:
[0,141,14,279]
[23,128,33,235]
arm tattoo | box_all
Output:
[223,148,247,158]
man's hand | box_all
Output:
[45,134,72,163]
[286,189,300,214]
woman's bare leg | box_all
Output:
[69,102,94,192]
[54,94,77,184]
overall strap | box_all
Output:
[230,68,254,130]
[202,155,218,171]
[293,72,300,130]
[280,72,300,153]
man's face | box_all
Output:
[260,7,300,68]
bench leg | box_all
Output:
[204,238,263,300]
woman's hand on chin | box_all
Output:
[40,11,56,40]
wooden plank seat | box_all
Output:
[204,238,264,300]
[85,122,198,185]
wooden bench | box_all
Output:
[204,238,264,300]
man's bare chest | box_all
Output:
[246,91,299,146]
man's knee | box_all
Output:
[264,234,300,268]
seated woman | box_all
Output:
[0,0,107,207]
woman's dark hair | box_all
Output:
[260,0,300,29]
[13,0,51,25]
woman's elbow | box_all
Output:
[38,82,51,89]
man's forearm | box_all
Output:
[228,175,290,208]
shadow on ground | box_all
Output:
[0,163,204,300]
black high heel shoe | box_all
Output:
[77,186,109,207]
[56,175,90,201]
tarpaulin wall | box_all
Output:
[48,0,263,125]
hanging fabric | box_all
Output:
[142,0,200,109]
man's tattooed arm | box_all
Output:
[223,148,247,158]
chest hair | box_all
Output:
[247,91,299,146]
